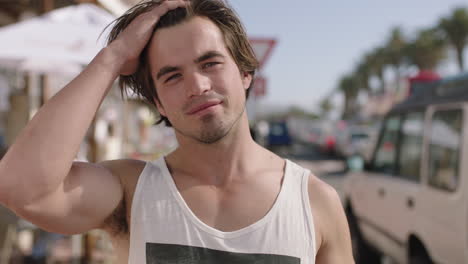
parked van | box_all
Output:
[343,73,468,264]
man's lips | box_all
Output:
[187,101,222,115]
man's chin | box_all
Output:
[196,126,229,144]
[173,122,228,145]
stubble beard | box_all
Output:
[174,102,246,145]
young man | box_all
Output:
[0,0,354,263]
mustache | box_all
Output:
[182,93,225,113]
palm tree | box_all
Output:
[319,98,333,117]
[385,27,407,92]
[338,74,360,119]
[355,58,372,93]
[439,7,468,71]
[367,47,387,94]
[404,28,447,71]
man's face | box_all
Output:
[148,16,252,144]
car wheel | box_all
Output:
[347,212,381,264]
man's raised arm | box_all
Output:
[0,0,189,235]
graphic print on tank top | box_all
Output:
[146,243,301,263]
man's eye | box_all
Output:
[165,73,181,83]
[203,62,220,69]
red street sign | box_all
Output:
[249,38,277,70]
[253,76,267,97]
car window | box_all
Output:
[351,133,368,141]
[271,124,285,136]
[397,112,425,182]
[373,116,401,174]
[427,109,463,192]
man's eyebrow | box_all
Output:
[156,51,224,80]
[194,51,225,64]
[156,66,180,81]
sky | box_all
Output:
[229,0,468,113]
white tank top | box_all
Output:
[128,157,316,264]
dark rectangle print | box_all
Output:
[146,243,301,264]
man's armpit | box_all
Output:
[103,197,128,236]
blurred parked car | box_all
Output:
[317,120,347,156]
[286,117,323,146]
[267,120,292,148]
[343,73,468,264]
[335,125,378,159]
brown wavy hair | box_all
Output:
[106,0,259,126]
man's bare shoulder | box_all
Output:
[98,159,146,186]
[307,173,343,215]
[307,174,339,247]
[307,173,354,263]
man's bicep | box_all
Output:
[309,176,354,264]
[17,161,124,235]
[316,194,355,263]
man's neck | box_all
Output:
[166,117,261,186]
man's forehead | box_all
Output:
[148,16,229,68]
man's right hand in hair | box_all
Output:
[108,0,189,76]
[0,0,187,236]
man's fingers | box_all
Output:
[111,0,190,76]
[133,0,188,35]
[161,0,190,14]
[152,0,189,17]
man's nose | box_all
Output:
[186,72,211,97]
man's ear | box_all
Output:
[155,99,167,117]
[242,72,253,90]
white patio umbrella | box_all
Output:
[0,3,116,74]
